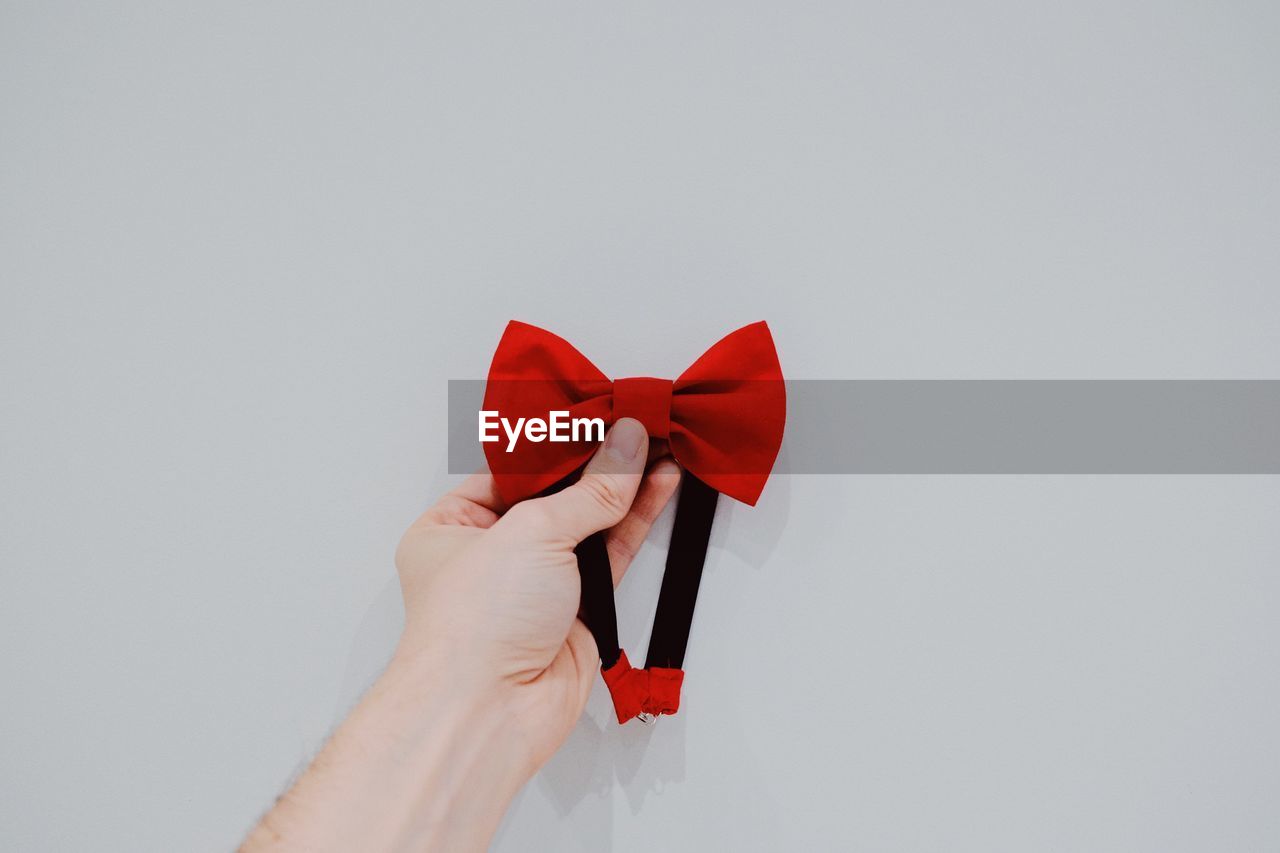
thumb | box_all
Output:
[507,418,649,544]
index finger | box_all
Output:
[409,471,509,530]
[446,471,510,515]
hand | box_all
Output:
[395,417,680,769]
[243,419,680,852]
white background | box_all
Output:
[3,2,1279,850]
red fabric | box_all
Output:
[600,650,686,724]
[644,667,684,717]
[483,321,786,506]
[611,377,673,438]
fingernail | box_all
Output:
[605,418,646,461]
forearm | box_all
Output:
[243,653,531,853]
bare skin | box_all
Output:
[243,419,678,852]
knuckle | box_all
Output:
[577,474,629,518]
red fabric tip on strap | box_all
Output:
[601,650,685,724]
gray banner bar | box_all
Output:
[448,380,1280,474]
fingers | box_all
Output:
[606,458,681,586]
[447,473,509,515]
[417,429,661,535]
[503,418,649,544]
[410,472,507,529]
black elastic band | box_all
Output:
[541,472,622,669]
[574,530,620,669]
[554,470,719,674]
[645,473,718,670]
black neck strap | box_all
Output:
[574,529,621,668]
[645,473,718,670]
[552,471,719,674]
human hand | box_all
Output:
[393,417,680,771]
[243,418,678,852]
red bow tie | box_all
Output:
[482,320,786,507]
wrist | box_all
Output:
[375,650,534,846]
[387,640,518,723]
[249,647,531,852]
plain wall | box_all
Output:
[2,2,1278,850]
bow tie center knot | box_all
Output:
[612,377,673,439]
